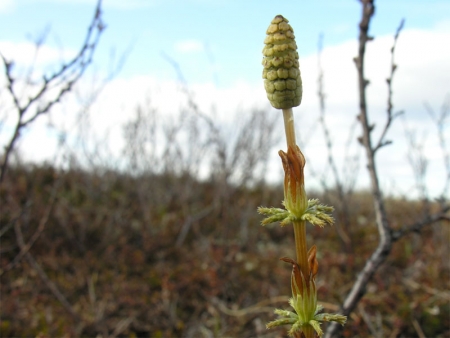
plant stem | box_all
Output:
[282,108,296,148]
[293,220,310,282]
[282,108,310,280]
[302,324,316,338]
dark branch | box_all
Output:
[373,19,405,153]
[325,1,395,336]
[391,204,450,241]
[0,0,104,183]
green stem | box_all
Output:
[282,108,296,148]
[302,324,316,338]
[283,108,309,280]
[293,220,309,282]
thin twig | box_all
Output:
[317,33,343,190]
[175,203,215,247]
[391,205,449,241]
[0,0,104,182]
[326,1,393,336]
[14,221,81,321]
[402,117,430,201]
[373,19,405,153]
[316,33,352,249]
[0,192,57,275]
[411,318,426,338]
[357,303,379,338]
[326,3,446,336]
[424,95,450,197]
[403,277,450,301]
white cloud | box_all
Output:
[0,0,14,13]
[2,23,449,198]
[0,41,76,68]
[295,22,450,198]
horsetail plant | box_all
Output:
[258,15,347,338]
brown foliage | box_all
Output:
[1,164,449,337]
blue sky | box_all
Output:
[1,0,449,86]
[1,0,449,198]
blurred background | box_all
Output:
[1,0,449,337]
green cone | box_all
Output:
[262,15,302,109]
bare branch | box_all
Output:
[353,0,391,250]
[14,220,81,321]
[316,33,352,249]
[317,33,343,190]
[0,178,59,276]
[0,0,105,183]
[373,19,405,153]
[326,3,445,337]
[424,94,450,198]
[352,1,391,246]
[391,204,450,241]
[326,1,393,336]
[402,119,430,201]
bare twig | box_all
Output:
[162,52,279,188]
[326,1,390,335]
[0,0,105,182]
[424,95,450,198]
[326,2,447,336]
[110,317,135,338]
[0,184,58,275]
[403,277,450,301]
[402,120,430,201]
[342,119,360,194]
[161,52,227,160]
[316,33,352,250]
[357,303,379,338]
[373,19,405,153]
[176,203,215,247]
[391,205,449,241]
[411,318,427,338]
[317,33,343,190]
[14,220,81,321]
[352,0,392,250]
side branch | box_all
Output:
[373,19,405,153]
[325,206,448,338]
[391,205,450,241]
